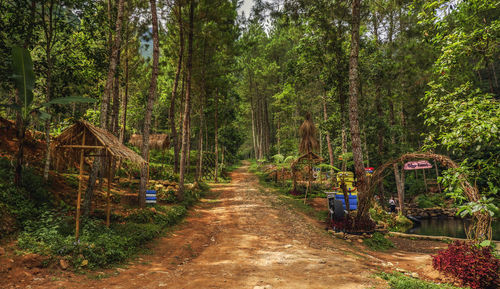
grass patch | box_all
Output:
[378,272,463,289]
[363,232,395,251]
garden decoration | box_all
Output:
[298,112,320,204]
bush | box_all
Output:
[369,204,413,232]
[363,232,394,251]
[432,241,500,289]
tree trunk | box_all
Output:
[170,1,183,172]
[348,0,368,220]
[119,15,129,144]
[196,104,204,181]
[42,0,54,181]
[83,0,125,216]
[178,0,194,200]
[139,0,159,208]
[111,48,121,135]
[14,118,25,186]
[390,100,405,214]
[214,91,219,183]
[322,92,334,168]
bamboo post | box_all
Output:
[434,159,442,194]
[106,153,112,227]
[75,130,86,240]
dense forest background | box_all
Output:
[0,0,498,203]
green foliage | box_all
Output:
[378,272,462,289]
[363,232,395,251]
[416,194,445,209]
[17,205,187,269]
[457,196,499,218]
[0,157,51,226]
[369,205,413,232]
[11,46,34,119]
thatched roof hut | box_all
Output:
[129,133,169,150]
[51,120,146,170]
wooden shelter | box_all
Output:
[51,120,146,239]
[129,133,170,150]
[291,151,324,203]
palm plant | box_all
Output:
[6,46,95,186]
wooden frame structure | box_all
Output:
[52,121,146,239]
[291,151,324,203]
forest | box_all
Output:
[0,0,499,288]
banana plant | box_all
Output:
[6,46,95,186]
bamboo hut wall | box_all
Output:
[129,134,169,150]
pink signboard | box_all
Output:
[404,160,432,170]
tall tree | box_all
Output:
[347,0,368,219]
[83,0,125,216]
[169,0,184,172]
[139,0,160,208]
[178,0,194,200]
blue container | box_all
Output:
[146,190,157,204]
[334,192,358,210]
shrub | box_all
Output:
[363,232,394,251]
[432,241,500,289]
[369,204,413,232]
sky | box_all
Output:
[239,0,253,18]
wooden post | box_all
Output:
[434,159,442,194]
[304,154,312,204]
[106,153,112,227]
[75,130,86,240]
[423,168,428,193]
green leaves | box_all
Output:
[42,96,97,107]
[11,46,35,119]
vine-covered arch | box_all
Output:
[362,152,490,241]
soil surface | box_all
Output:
[1,163,451,288]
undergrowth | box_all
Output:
[378,272,463,289]
[0,156,207,270]
[363,232,394,251]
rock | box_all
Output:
[284,244,292,249]
[0,247,5,256]
[357,239,363,243]
[411,272,419,278]
[59,259,69,270]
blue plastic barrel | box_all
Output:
[146,190,157,204]
[334,192,358,210]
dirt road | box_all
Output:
[27,164,388,288]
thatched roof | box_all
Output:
[129,133,169,150]
[51,121,146,169]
